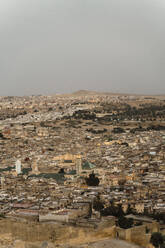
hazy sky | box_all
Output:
[0,0,165,96]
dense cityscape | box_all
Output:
[0,91,164,248]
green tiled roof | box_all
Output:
[0,166,14,172]
[67,170,76,175]
[22,168,32,175]
[82,161,96,170]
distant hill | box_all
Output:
[72,90,121,96]
[72,90,136,96]
[72,90,100,96]
[72,90,165,97]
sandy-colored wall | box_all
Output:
[0,218,159,247]
[116,222,159,248]
[0,219,116,245]
[39,213,69,222]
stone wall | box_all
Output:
[116,222,159,247]
[0,218,158,247]
[39,213,69,223]
[0,219,116,245]
[129,225,150,247]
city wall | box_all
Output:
[0,218,159,247]
[116,222,159,247]
[0,219,116,245]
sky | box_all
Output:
[0,0,165,96]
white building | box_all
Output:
[15,160,22,175]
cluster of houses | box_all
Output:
[0,129,164,223]
[0,93,164,247]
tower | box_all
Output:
[0,176,5,188]
[76,157,82,175]
[97,143,101,155]
[32,159,39,174]
[15,160,22,175]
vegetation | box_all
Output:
[118,216,133,229]
[73,110,96,120]
[112,127,125,133]
[101,203,124,217]
[58,168,65,174]
[150,232,164,248]
[100,103,165,122]
[93,195,104,212]
[0,213,6,218]
[85,172,100,186]
[86,128,107,134]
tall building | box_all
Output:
[15,160,22,175]
[76,157,82,175]
[0,176,5,188]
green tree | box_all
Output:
[150,232,164,248]
[118,216,133,229]
[86,172,100,186]
[93,195,104,212]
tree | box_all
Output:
[112,127,125,133]
[118,216,133,229]
[118,179,126,191]
[93,195,104,211]
[58,168,65,174]
[126,204,133,215]
[150,232,164,248]
[117,204,124,217]
[101,203,124,217]
[85,172,100,186]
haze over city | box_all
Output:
[0,0,165,96]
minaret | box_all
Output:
[15,160,22,175]
[76,157,82,175]
[1,176,5,188]
[97,143,101,155]
[32,159,39,174]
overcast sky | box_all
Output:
[0,0,165,96]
